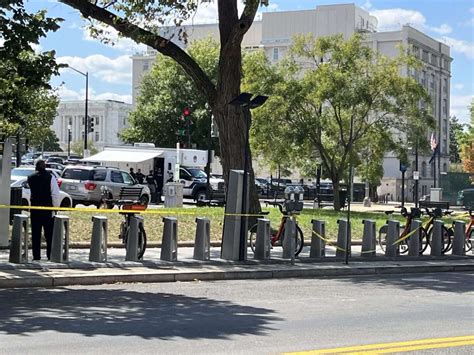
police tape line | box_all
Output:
[312,230,347,253]
[0,204,265,217]
[392,225,421,246]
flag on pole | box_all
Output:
[429,132,439,164]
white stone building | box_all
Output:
[131,4,451,199]
[53,100,132,152]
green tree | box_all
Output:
[121,38,220,151]
[60,0,266,213]
[0,0,63,133]
[247,34,433,210]
[460,100,474,174]
[71,140,97,156]
[449,116,465,165]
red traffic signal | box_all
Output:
[183,107,190,116]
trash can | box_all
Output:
[163,182,183,208]
[338,189,347,209]
[10,187,22,225]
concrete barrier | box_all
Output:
[161,217,178,261]
[408,220,421,257]
[9,214,29,263]
[89,216,108,262]
[430,220,443,256]
[336,219,350,258]
[385,220,399,257]
[452,221,466,256]
[51,215,69,263]
[194,217,210,261]
[125,215,144,261]
[361,219,376,258]
[310,219,325,258]
[254,218,270,260]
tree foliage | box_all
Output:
[460,99,474,174]
[246,34,434,210]
[60,0,266,213]
[0,0,63,132]
[121,38,219,150]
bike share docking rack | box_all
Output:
[4,206,473,266]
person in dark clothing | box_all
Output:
[129,168,136,180]
[153,168,164,204]
[27,160,60,260]
[146,170,157,203]
[135,169,145,184]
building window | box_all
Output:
[81,131,84,140]
[443,78,447,93]
[421,71,426,86]
[95,116,100,125]
[143,61,149,71]
[443,58,450,71]
[431,54,438,66]
[442,99,447,114]
[422,50,429,62]
[95,132,100,142]
[421,161,427,177]
[443,119,448,133]
[412,45,419,58]
[82,116,85,125]
[422,185,427,195]
[273,47,279,61]
[443,163,447,173]
[442,139,447,154]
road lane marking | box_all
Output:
[286,335,474,354]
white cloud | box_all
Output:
[439,36,474,59]
[82,23,147,54]
[453,83,465,90]
[470,7,474,14]
[450,94,473,125]
[57,55,132,85]
[362,0,373,11]
[429,23,452,35]
[371,8,452,35]
[57,85,132,104]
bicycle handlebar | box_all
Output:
[263,200,284,214]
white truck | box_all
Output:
[82,144,225,201]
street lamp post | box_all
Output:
[67,66,88,157]
[229,93,268,261]
[67,124,72,160]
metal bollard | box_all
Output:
[310,219,326,258]
[385,220,400,257]
[452,221,466,256]
[51,215,70,263]
[194,217,210,261]
[430,220,444,256]
[125,215,142,261]
[408,220,421,257]
[89,216,108,262]
[254,218,270,260]
[282,218,296,262]
[161,217,178,261]
[361,219,376,258]
[9,214,29,263]
[336,219,350,258]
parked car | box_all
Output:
[11,166,63,185]
[457,188,474,209]
[45,162,66,171]
[60,165,151,208]
[10,177,73,208]
[178,167,225,201]
[255,177,270,195]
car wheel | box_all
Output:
[139,194,149,206]
[195,190,207,202]
[60,199,71,208]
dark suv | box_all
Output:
[60,165,151,207]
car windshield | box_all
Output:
[11,168,34,177]
[62,168,92,180]
[187,168,207,179]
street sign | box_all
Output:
[413,171,419,180]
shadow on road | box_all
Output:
[334,272,474,294]
[0,287,282,339]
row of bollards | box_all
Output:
[8,214,471,264]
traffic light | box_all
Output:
[87,116,94,132]
[182,107,192,126]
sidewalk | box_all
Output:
[1,245,473,288]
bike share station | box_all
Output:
[2,153,473,266]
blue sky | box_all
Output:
[26,0,474,124]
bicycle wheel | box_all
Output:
[426,225,452,254]
[378,224,409,254]
[137,223,147,260]
[419,227,429,254]
[466,228,473,252]
[280,224,304,256]
[248,223,258,253]
[378,224,388,251]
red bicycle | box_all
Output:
[248,201,304,256]
[445,209,473,252]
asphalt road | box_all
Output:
[0,272,473,354]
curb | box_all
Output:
[1,261,473,289]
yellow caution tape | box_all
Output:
[392,225,422,246]
[0,204,264,217]
[312,230,346,252]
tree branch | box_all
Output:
[59,0,217,105]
